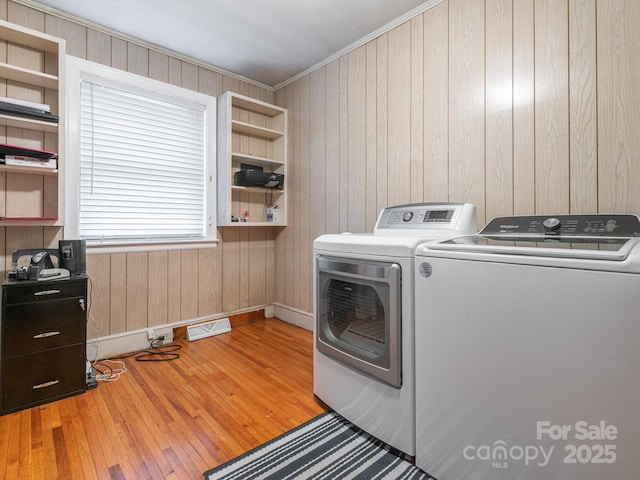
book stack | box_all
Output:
[0,96,59,123]
[0,143,57,169]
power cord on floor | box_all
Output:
[89,339,182,383]
[84,274,182,384]
[108,338,183,362]
[91,359,128,382]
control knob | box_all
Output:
[402,211,414,222]
[543,217,561,232]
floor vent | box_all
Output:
[187,318,231,341]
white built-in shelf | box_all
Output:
[0,19,65,226]
[0,113,58,132]
[0,217,59,227]
[0,62,58,89]
[230,95,284,117]
[231,120,284,140]
[0,164,57,176]
[0,21,61,54]
[231,185,285,194]
[227,222,284,227]
[217,91,288,227]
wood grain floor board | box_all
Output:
[0,319,326,479]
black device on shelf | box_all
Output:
[0,143,57,159]
[234,165,284,190]
[59,239,86,275]
[8,239,86,281]
[9,248,59,281]
[0,102,59,123]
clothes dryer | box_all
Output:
[314,203,477,456]
[414,214,640,479]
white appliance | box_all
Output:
[314,202,477,456]
[414,214,640,479]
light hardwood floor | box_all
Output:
[0,319,326,479]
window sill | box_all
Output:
[86,238,219,255]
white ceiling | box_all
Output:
[23,0,436,88]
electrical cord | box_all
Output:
[84,275,126,382]
[92,359,127,382]
[108,339,182,362]
[89,340,181,382]
[86,275,106,373]
[85,274,181,385]
[86,275,102,361]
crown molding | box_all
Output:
[273,0,445,90]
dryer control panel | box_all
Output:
[374,202,477,234]
[481,214,640,238]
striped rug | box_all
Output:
[203,411,431,480]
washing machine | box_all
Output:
[313,202,477,456]
[414,214,640,479]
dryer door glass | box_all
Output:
[316,255,401,387]
[325,280,386,358]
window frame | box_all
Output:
[65,56,218,252]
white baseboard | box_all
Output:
[86,305,312,360]
[87,308,261,360]
[273,303,313,331]
[264,304,275,318]
[86,327,152,363]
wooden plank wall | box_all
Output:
[3,0,640,333]
[274,0,640,315]
[0,0,277,338]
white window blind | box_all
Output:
[79,78,207,241]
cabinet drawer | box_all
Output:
[3,298,86,356]
[3,278,86,305]
[2,345,85,412]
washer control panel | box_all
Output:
[481,214,640,237]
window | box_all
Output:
[65,57,217,249]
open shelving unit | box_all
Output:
[0,20,65,226]
[217,91,287,226]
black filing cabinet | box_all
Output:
[1,275,87,415]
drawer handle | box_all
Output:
[33,331,61,339]
[33,380,60,390]
[33,289,61,296]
